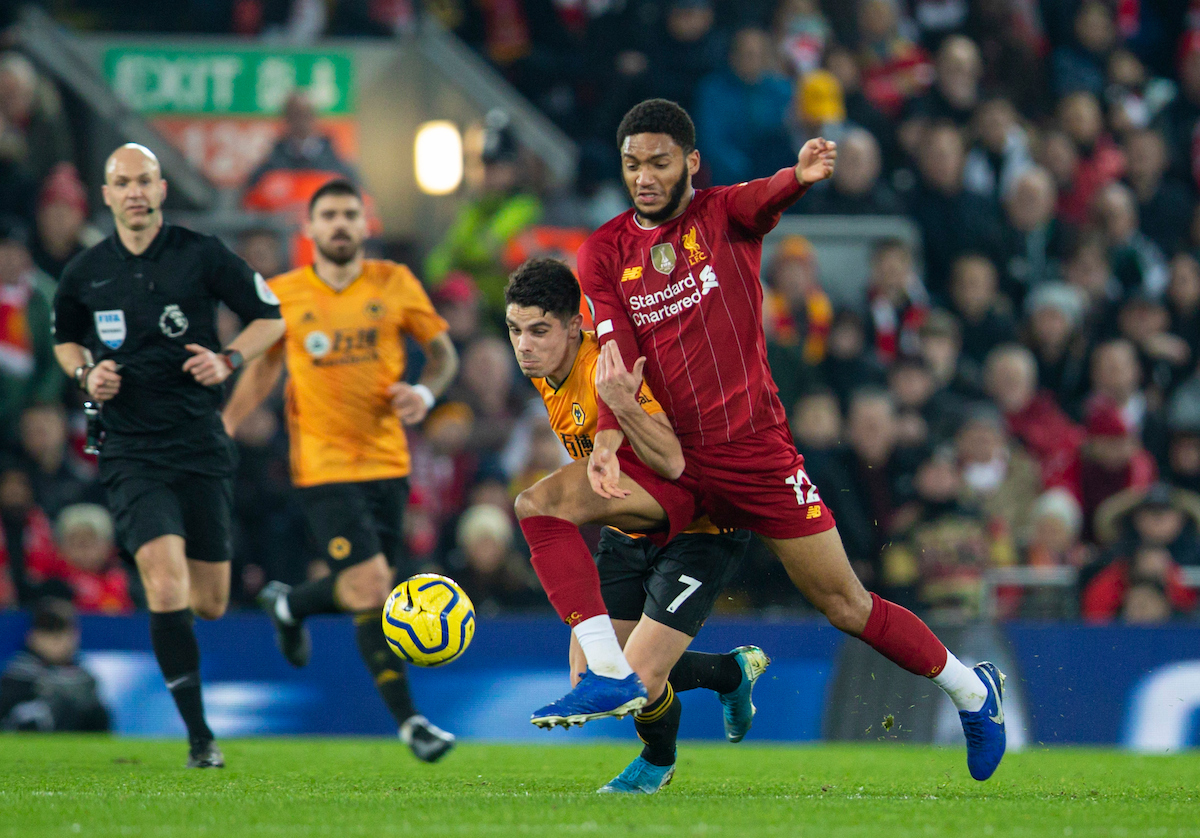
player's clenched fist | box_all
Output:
[388,382,431,425]
[796,137,837,187]
[183,344,232,386]
[86,359,122,401]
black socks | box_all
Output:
[354,611,417,725]
[286,575,340,621]
[634,682,681,767]
[669,651,743,694]
[149,609,213,744]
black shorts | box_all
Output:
[596,527,751,636]
[100,459,234,564]
[298,478,410,572]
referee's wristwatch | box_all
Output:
[219,349,244,372]
[74,364,95,392]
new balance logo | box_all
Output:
[621,266,643,282]
[806,506,822,519]
[699,265,719,296]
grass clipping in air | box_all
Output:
[2,736,1198,837]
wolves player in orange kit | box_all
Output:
[506,258,767,793]
[518,100,1006,782]
[223,179,458,762]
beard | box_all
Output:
[635,170,690,224]
[316,237,359,266]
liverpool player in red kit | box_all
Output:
[518,99,1006,781]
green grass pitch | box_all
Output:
[2,736,1197,837]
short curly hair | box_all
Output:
[504,258,581,323]
[616,99,695,154]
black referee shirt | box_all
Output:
[53,223,281,467]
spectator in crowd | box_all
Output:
[1055,91,1125,226]
[1116,293,1192,403]
[762,234,832,362]
[823,45,900,172]
[1166,255,1200,362]
[1022,283,1089,414]
[432,272,484,350]
[1077,398,1159,537]
[1084,483,1200,620]
[907,121,1005,297]
[694,26,794,186]
[1088,338,1155,438]
[1156,32,1200,192]
[775,0,831,77]
[235,228,285,281]
[1026,488,1089,567]
[242,90,365,267]
[880,448,1013,620]
[864,237,929,363]
[1093,182,1168,297]
[948,253,1017,372]
[0,598,110,731]
[999,167,1075,300]
[984,343,1084,491]
[917,308,981,399]
[1063,233,1122,340]
[906,34,983,128]
[424,111,542,316]
[0,219,60,443]
[24,504,133,614]
[447,504,545,616]
[819,309,887,409]
[835,389,920,585]
[955,403,1042,544]
[1051,0,1117,99]
[0,53,73,187]
[792,70,852,150]
[29,164,101,283]
[449,336,527,464]
[888,354,963,445]
[963,97,1033,204]
[1166,382,1200,494]
[408,402,479,535]
[790,389,841,453]
[855,0,933,119]
[797,127,903,215]
[18,404,101,520]
[0,462,61,608]
[1123,129,1193,258]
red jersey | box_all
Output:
[578,167,808,447]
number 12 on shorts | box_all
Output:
[785,467,821,505]
[666,575,702,614]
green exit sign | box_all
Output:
[104,47,355,115]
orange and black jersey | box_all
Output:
[531,331,662,461]
[269,260,448,487]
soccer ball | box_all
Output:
[382,573,475,666]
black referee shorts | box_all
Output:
[595,527,751,637]
[298,478,409,573]
[100,459,234,564]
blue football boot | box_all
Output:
[597,756,675,794]
[531,669,648,728]
[718,645,771,743]
[959,661,1007,781]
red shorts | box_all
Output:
[617,446,697,542]
[624,422,836,541]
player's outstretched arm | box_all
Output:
[222,340,284,437]
[594,340,685,480]
[388,331,458,425]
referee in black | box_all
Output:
[52,144,285,768]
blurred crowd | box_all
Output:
[1,0,1199,626]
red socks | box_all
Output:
[519,515,608,627]
[858,593,949,678]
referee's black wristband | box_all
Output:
[74,364,95,392]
